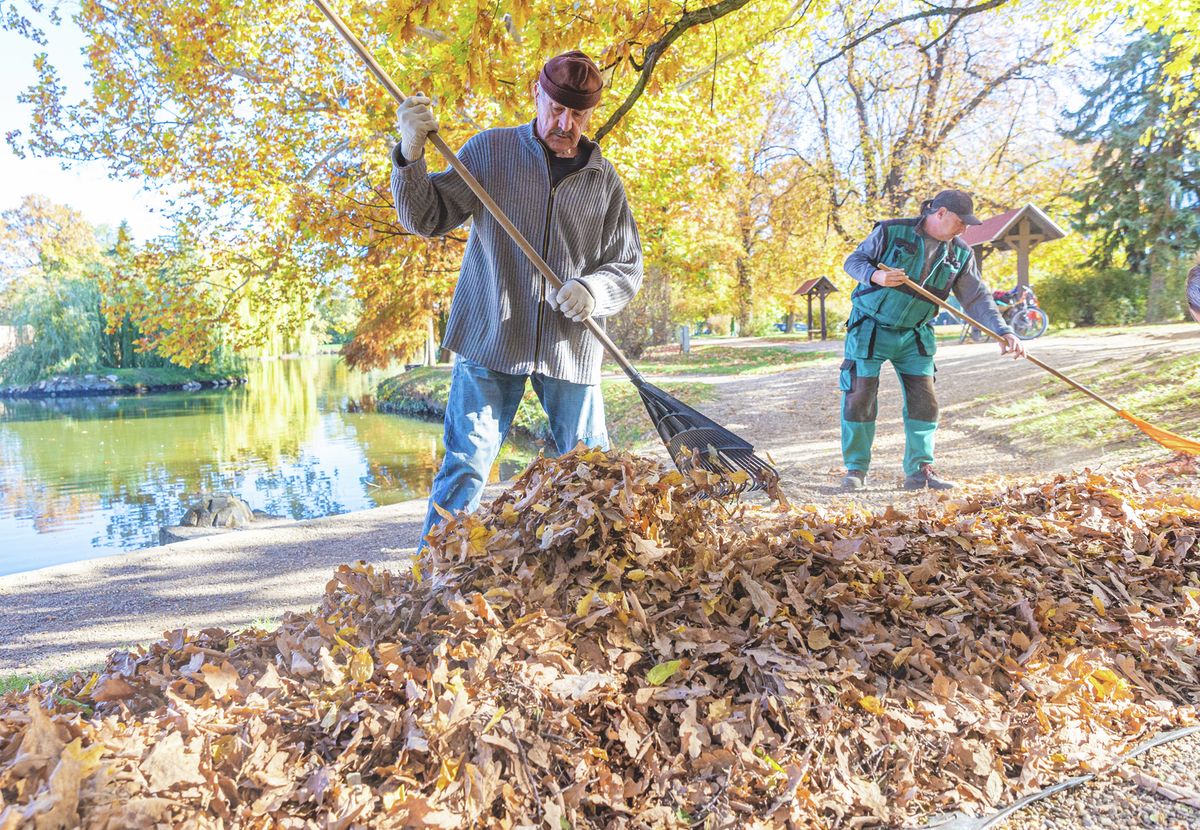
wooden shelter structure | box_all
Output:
[792,276,839,341]
[959,204,1066,287]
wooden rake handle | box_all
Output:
[898,276,1122,415]
[310,0,643,380]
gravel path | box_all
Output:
[992,729,1200,830]
[0,480,507,679]
[3,323,1198,828]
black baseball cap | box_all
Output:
[929,189,981,225]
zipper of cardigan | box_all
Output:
[534,154,589,372]
[534,143,554,373]
[535,194,552,372]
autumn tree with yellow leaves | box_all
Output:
[4,0,1195,364]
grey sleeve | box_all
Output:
[951,252,1013,337]
[575,176,644,318]
[844,225,885,285]
[389,138,482,238]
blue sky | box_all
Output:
[1,8,172,241]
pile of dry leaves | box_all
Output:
[1,448,1198,828]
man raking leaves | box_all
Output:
[840,190,1025,492]
[392,51,644,545]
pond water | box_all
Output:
[0,356,533,576]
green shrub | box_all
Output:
[1037,266,1145,327]
[1094,295,1142,326]
[744,315,779,337]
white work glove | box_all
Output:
[548,279,596,322]
[396,92,438,161]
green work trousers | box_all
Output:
[840,316,938,477]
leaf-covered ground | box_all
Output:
[1,450,1197,828]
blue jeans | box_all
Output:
[419,358,609,546]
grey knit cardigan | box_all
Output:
[390,121,644,385]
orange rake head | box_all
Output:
[1118,410,1200,456]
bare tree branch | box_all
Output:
[933,46,1050,145]
[804,0,1017,85]
[594,0,757,142]
[675,0,816,91]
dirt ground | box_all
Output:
[3,324,1197,679]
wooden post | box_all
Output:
[680,324,691,355]
[819,292,829,340]
[807,295,814,341]
[1006,216,1045,288]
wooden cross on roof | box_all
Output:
[959,204,1067,287]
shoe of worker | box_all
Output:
[841,470,866,491]
[903,464,955,490]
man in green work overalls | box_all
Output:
[840,190,1024,491]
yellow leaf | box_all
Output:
[482,707,506,734]
[1091,595,1106,617]
[499,503,519,525]
[576,587,598,618]
[626,569,647,581]
[411,557,422,584]
[64,737,105,771]
[349,648,374,684]
[436,756,461,790]
[468,524,490,554]
[858,695,885,715]
[1086,667,1131,701]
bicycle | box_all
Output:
[960,284,1049,343]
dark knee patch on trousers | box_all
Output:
[900,373,938,422]
[843,365,879,423]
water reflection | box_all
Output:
[0,357,535,576]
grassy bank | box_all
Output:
[96,367,244,385]
[0,365,246,392]
[609,342,836,375]
[376,367,714,448]
[984,350,1200,450]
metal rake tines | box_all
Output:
[666,429,776,496]
[634,379,778,496]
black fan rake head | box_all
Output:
[635,379,778,498]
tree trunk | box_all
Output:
[735,256,753,333]
[1144,242,1175,322]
